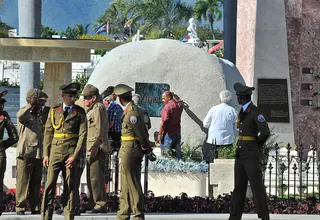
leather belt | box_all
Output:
[54,133,78,139]
[238,136,256,141]
[121,136,139,141]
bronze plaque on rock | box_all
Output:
[257,79,290,122]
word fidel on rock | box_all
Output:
[142,96,162,103]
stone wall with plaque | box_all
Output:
[257,79,290,122]
[135,82,170,117]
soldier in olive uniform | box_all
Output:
[115,84,156,220]
[55,98,87,216]
[16,88,44,215]
[41,83,87,220]
[0,90,18,216]
[229,83,270,220]
[83,84,109,213]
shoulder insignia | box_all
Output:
[52,103,61,108]
[257,114,265,122]
[130,116,137,124]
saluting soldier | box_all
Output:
[229,83,270,220]
[39,92,50,129]
[115,84,156,220]
[41,83,87,220]
[82,84,109,213]
[16,88,43,215]
[0,90,18,216]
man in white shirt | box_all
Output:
[203,90,238,161]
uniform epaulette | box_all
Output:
[250,104,263,114]
[51,103,61,108]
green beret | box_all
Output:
[233,83,255,95]
[114,84,134,97]
[82,84,100,99]
[59,83,80,94]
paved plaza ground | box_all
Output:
[0,213,319,220]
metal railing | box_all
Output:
[264,143,319,201]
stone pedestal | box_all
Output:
[43,63,72,106]
[236,0,294,144]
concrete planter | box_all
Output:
[146,171,208,197]
[210,159,253,198]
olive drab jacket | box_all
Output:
[0,111,18,151]
[16,104,43,158]
[236,102,270,159]
[122,102,149,148]
[86,101,109,154]
[43,104,87,159]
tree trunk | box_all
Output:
[210,22,215,40]
[209,16,215,40]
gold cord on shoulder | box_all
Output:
[50,108,63,130]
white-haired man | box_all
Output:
[203,90,238,161]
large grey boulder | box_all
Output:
[87,39,245,147]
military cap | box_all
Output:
[39,92,48,100]
[27,88,41,98]
[59,82,80,94]
[233,83,255,95]
[0,90,8,103]
[114,84,134,97]
[82,84,100,100]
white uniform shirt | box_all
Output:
[203,103,238,145]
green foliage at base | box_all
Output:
[217,144,236,159]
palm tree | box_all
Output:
[74,23,90,36]
[41,25,58,38]
[129,0,193,35]
[0,21,13,37]
[194,0,223,40]
[95,0,130,39]
[60,24,90,39]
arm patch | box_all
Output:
[130,116,137,124]
[257,114,265,122]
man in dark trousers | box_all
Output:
[229,83,270,220]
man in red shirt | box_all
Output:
[158,91,183,159]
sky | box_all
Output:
[0,0,223,34]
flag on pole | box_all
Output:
[95,22,109,35]
[106,21,109,36]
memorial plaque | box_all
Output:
[135,82,170,117]
[257,79,289,122]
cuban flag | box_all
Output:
[179,33,191,42]
[95,22,109,35]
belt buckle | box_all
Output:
[239,136,243,140]
[63,134,66,138]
